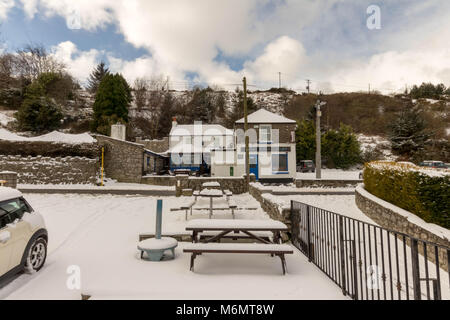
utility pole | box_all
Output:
[306,79,311,94]
[315,99,326,180]
[243,77,250,187]
[368,83,371,94]
[278,72,282,89]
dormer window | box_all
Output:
[259,125,272,144]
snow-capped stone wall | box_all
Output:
[355,185,450,272]
[0,155,98,185]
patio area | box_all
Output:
[0,193,346,300]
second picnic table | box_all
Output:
[198,188,225,219]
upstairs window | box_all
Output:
[259,125,272,144]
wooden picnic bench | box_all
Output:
[184,243,293,275]
[183,219,292,274]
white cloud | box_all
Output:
[51,41,101,83]
[0,0,14,20]
[3,1,450,93]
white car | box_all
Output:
[0,187,48,284]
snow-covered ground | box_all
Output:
[267,193,450,300]
[0,193,345,300]
[0,112,14,127]
[297,169,361,180]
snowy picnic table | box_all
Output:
[184,219,292,274]
[186,219,288,244]
[198,188,226,218]
[201,182,221,189]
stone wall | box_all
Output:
[355,185,450,272]
[95,135,144,183]
[0,155,98,184]
[175,175,255,196]
[0,171,18,188]
[249,183,291,240]
[141,175,176,186]
[136,137,169,153]
[296,179,362,188]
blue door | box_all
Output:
[249,154,259,180]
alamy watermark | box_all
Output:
[367,4,381,30]
[66,265,81,290]
[67,8,82,30]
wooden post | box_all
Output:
[101,147,104,187]
[243,77,250,187]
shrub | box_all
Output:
[363,161,450,228]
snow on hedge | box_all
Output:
[366,161,449,177]
[0,128,96,144]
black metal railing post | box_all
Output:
[306,205,312,262]
[352,239,358,300]
[411,239,421,300]
[339,215,347,296]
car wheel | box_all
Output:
[24,237,47,274]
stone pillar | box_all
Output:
[175,175,189,197]
[0,171,18,189]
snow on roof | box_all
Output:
[0,129,96,144]
[170,124,233,136]
[236,109,296,124]
[0,187,23,202]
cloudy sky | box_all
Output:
[0,0,449,93]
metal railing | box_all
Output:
[290,201,450,300]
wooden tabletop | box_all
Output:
[186,219,288,231]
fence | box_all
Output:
[290,201,450,300]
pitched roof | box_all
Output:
[170,124,233,136]
[235,109,296,124]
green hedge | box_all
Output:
[364,162,449,229]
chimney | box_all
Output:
[172,117,178,128]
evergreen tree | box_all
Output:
[16,97,62,133]
[187,87,215,123]
[87,61,109,94]
[15,72,67,133]
[389,106,430,158]
[295,120,316,163]
[322,124,361,169]
[91,73,132,135]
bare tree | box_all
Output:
[14,44,65,80]
[133,78,149,112]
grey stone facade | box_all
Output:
[95,135,145,183]
[355,186,450,272]
[0,171,18,188]
[0,155,98,185]
[235,123,296,144]
[136,137,169,153]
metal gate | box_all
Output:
[291,201,450,300]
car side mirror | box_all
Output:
[0,230,11,244]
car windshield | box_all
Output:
[0,198,31,225]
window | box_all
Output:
[272,154,289,173]
[259,125,272,144]
[0,198,32,229]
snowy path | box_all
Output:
[0,194,346,300]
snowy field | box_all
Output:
[0,193,345,300]
[296,169,361,180]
